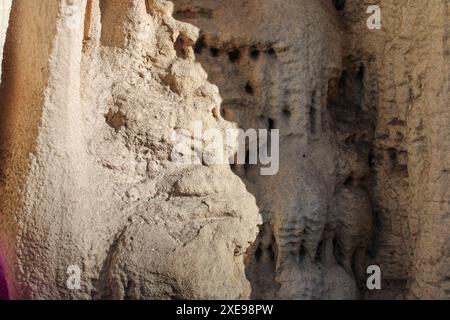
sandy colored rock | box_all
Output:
[0,0,260,299]
[0,0,12,82]
[0,0,448,300]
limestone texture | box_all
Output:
[0,0,448,300]
[0,0,11,82]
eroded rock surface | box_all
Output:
[0,0,12,82]
[0,0,448,300]
[0,0,260,299]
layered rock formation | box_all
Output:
[0,0,260,299]
[0,0,448,300]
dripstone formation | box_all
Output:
[0,0,448,300]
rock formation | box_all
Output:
[0,0,448,300]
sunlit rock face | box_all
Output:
[0,0,260,300]
[0,0,449,300]
[0,0,12,82]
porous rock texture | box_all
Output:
[0,0,448,300]
[0,0,11,82]
[0,0,260,300]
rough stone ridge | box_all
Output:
[0,0,260,299]
[0,0,448,300]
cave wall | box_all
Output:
[173,0,373,300]
[341,0,450,299]
[0,0,448,300]
[0,0,12,82]
[173,0,450,299]
[0,0,260,299]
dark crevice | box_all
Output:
[255,246,262,262]
[315,240,325,263]
[309,91,317,134]
[332,237,343,265]
[174,7,213,19]
[344,176,353,186]
[245,82,254,95]
[228,49,241,63]
[366,209,382,259]
[194,35,206,54]
[268,118,275,131]
[250,47,260,60]
[282,107,291,119]
[268,243,276,262]
[210,47,220,57]
[174,35,187,59]
[299,243,307,261]
[333,0,346,11]
[368,150,375,168]
[267,47,277,57]
[355,64,365,110]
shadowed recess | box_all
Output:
[0,255,9,300]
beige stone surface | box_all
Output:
[0,0,448,300]
[0,0,260,299]
[341,0,450,299]
[0,0,12,82]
